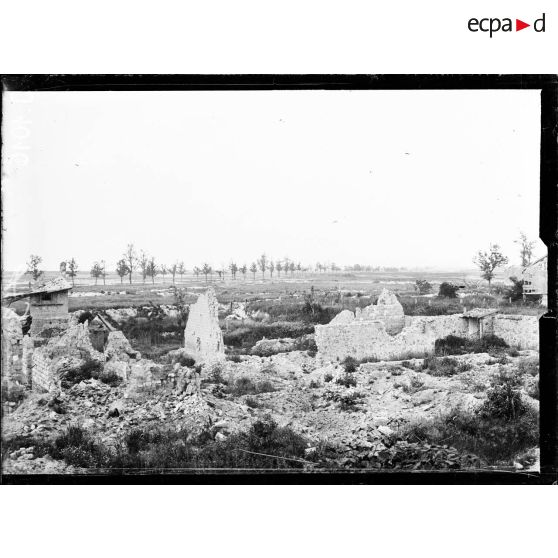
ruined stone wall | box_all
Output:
[31,350,59,392]
[485,315,539,350]
[355,289,405,334]
[2,308,23,383]
[315,320,435,362]
[30,291,69,336]
[184,287,225,363]
[407,314,468,340]
[22,336,34,385]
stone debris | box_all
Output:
[251,337,296,357]
[184,287,225,363]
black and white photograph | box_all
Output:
[0,77,555,480]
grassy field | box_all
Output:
[4,269,544,318]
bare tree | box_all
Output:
[229,262,238,280]
[201,263,212,283]
[240,264,247,280]
[276,261,283,277]
[515,232,536,268]
[146,257,158,284]
[26,254,43,282]
[193,266,201,280]
[474,244,509,290]
[268,260,275,279]
[178,262,186,282]
[139,251,149,283]
[123,244,137,284]
[258,253,268,279]
[169,262,178,284]
[289,261,295,276]
[160,264,168,283]
[90,262,103,285]
[67,257,78,286]
[100,260,107,285]
[116,259,130,284]
[296,262,302,275]
[250,262,257,280]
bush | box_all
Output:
[343,356,358,373]
[397,375,425,394]
[60,359,103,389]
[293,336,318,353]
[506,277,524,302]
[438,282,459,298]
[435,334,509,356]
[336,374,357,388]
[422,356,472,377]
[323,372,334,383]
[245,396,261,409]
[225,377,276,396]
[99,373,122,387]
[223,322,315,349]
[480,370,526,421]
[5,419,317,470]
[175,353,196,367]
[325,388,364,411]
[517,357,539,377]
[226,355,243,363]
[415,279,433,295]
[400,407,538,466]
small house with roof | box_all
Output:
[522,255,547,305]
[3,276,72,336]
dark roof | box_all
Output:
[2,276,72,302]
[462,308,498,319]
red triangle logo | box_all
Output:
[516,19,530,31]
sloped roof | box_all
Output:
[2,276,72,302]
[462,308,498,319]
[523,254,547,270]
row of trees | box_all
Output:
[24,233,537,287]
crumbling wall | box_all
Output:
[407,314,468,339]
[355,289,405,334]
[104,331,141,362]
[2,308,24,383]
[315,320,435,362]
[31,350,60,392]
[184,287,225,363]
[30,291,69,337]
[30,320,105,392]
[485,315,539,350]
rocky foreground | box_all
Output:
[2,348,540,474]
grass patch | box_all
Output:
[224,377,276,397]
[422,356,472,377]
[3,419,315,470]
[223,321,315,350]
[400,369,538,465]
[435,334,511,357]
[517,357,539,377]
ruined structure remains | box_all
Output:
[3,276,72,337]
[522,255,547,306]
[184,287,225,363]
[316,289,538,362]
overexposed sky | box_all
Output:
[1,89,541,273]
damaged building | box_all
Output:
[183,287,225,363]
[315,289,539,362]
[2,276,72,337]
